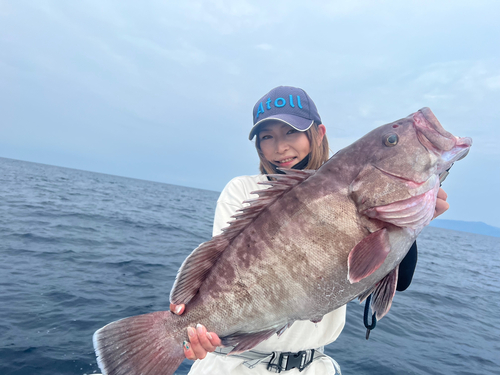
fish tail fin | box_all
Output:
[93,311,185,375]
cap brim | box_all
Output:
[248,114,314,140]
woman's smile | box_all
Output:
[258,121,311,169]
[275,156,298,167]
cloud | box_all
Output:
[255,43,272,51]
[1,0,500,226]
[176,0,272,34]
[123,35,207,66]
[485,75,500,91]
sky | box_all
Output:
[1,0,499,227]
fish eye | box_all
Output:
[384,133,399,147]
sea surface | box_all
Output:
[1,157,499,375]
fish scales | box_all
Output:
[190,178,367,332]
[93,108,472,375]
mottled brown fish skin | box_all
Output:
[172,109,461,336]
[93,108,472,375]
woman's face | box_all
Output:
[258,121,311,169]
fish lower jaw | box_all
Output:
[438,140,472,172]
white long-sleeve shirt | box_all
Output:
[188,175,346,375]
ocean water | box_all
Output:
[0,157,498,375]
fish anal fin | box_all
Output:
[221,328,279,354]
[371,267,398,319]
[348,228,390,284]
[357,285,376,303]
[276,322,293,337]
[170,169,315,306]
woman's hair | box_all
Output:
[255,122,330,175]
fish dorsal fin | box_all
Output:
[170,169,315,305]
[169,236,230,305]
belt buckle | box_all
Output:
[266,349,315,373]
[286,350,305,371]
[276,350,314,372]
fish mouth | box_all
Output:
[415,108,454,146]
[436,135,472,174]
[457,147,470,161]
[413,108,472,173]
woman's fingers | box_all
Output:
[196,324,222,350]
[194,325,216,355]
[170,303,185,315]
[433,188,450,219]
[183,339,197,360]
[206,330,222,348]
[170,304,220,360]
[187,326,209,360]
[437,187,448,201]
[182,324,222,360]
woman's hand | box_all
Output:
[170,303,222,360]
[433,188,449,219]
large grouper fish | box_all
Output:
[93,108,471,375]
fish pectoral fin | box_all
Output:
[348,228,390,283]
[221,327,282,354]
[370,266,398,319]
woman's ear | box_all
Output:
[317,124,326,146]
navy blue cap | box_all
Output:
[249,86,322,140]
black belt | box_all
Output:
[213,346,327,372]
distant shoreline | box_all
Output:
[429,219,500,238]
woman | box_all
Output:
[171,86,449,374]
